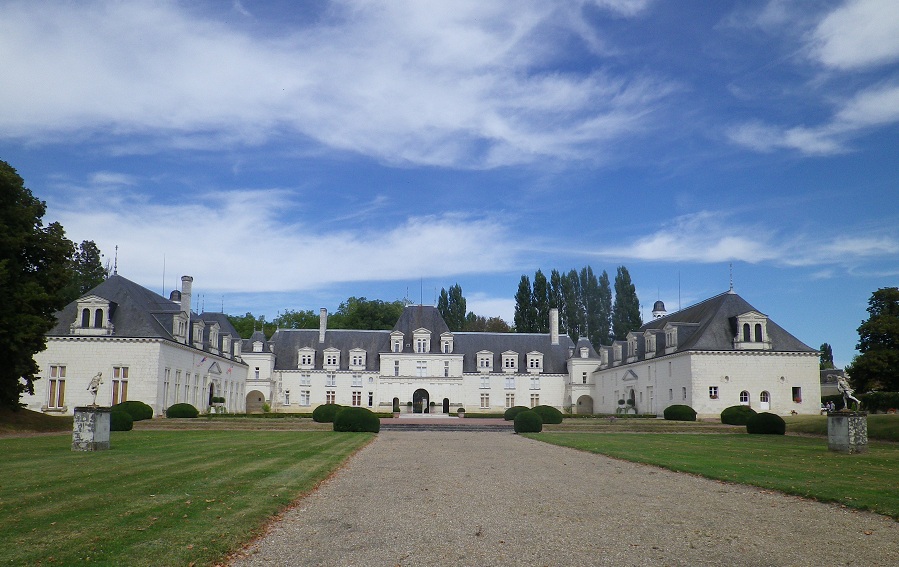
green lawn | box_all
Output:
[784,413,899,441]
[0,430,372,566]
[531,432,899,519]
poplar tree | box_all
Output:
[514,275,534,332]
[531,269,549,333]
[596,270,613,346]
[612,265,642,340]
[548,269,565,333]
[562,269,582,343]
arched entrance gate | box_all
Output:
[412,388,430,413]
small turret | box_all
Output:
[652,300,667,319]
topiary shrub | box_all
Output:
[111,400,153,421]
[504,405,531,421]
[531,405,564,424]
[312,403,343,423]
[663,404,697,421]
[166,403,199,418]
[720,405,757,425]
[513,410,543,433]
[746,412,786,435]
[333,407,380,433]
[110,410,134,431]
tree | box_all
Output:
[60,240,107,303]
[562,269,582,343]
[531,270,549,333]
[611,265,642,340]
[463,312,512,332]
[0,160,74,409]
[227,312,276,339]
[274,309,319,330]
[548,269,565,332]
[596,270,613,346]
[329,297,405,330]
[847,287,899,392]
[819,343,835,370]
[514,275,534,332]
[437,283,466,331]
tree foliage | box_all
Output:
[819,342,835,370]
[463,313,512,332]
[847,287,899,392]
[531,270,549,333]
[329,297,405,330]
[612,266,642,340]
[0,160,74,409]
[437,283,466,331]
[514,275,534,332]
[60,240,107,303]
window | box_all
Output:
[530,393,539,407]
[743,323,751,342]
[326,372,336,387]
[669,388,673,401]
[81,309,90,327]
[393,340,401,353]
[94,308,103,328]
[284,391,290,405]
[253,341,263,352]
[300,372,311,386]
[174,370,182,402]
[48,365,66,409]
[505,393,515,408]
[326,391,336,404]
[755,324,763,342]
[368,392,373,407]
[505,376,515,390]
[299,351,314,366]
[709,386,718,399]
[682,386,687,400]
[254,367,260,379]
[530,376,540,390]
[393,360,400,376]
[792,386,802,403]
[480,393,490,409]
[760,391,770,403]
[416,338,428,353]
[480,376,490,389]
[529,358,540,369]
[740,390,749,404]
[352,373,363,387]
[416,361,427,377]
[443,342,450,353]
[163,368,171,406]
[300,390,310,406]
[444,361,449,377]
[582,372,587,384]
[112,366,128,405]
[325,352,338,366]
[351,352,366,367]
[352,391,362,406]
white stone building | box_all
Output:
[23,274,248,416]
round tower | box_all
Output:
[652,300,667,319]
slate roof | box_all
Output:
[244,330,272,353]
[270,329,389,371]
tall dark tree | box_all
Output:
[438,283,466,331]
[60,240,107,303]
[548,269,565,332]
[819,342,835,370]
[1,160,74,409]
[562,269,582,342]
[514,275,534,332]
[611,265,642,340]
[596,270,613,346]
[580,266,604,349]
[847,287,899,392]
[531,269,549,333]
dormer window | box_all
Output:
[526,352,543,374]
[600,348,609,367]
[71,295,114,336]
[734,311,771,350]
[412,328,431,354]
[502,351,518,373]
[580,347,589,359]
[644,331,656,358]
[193,320,206,347]
[664,324,678,353]
[350,349,366,368]
[298,348,315,369]
[253,341,263,353]
[477,351,493,373]
[390,331,403,353]
[612,344,622,364]
[440,332,454,354]
[324,348,340,368]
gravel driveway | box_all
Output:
[230,431,899,566]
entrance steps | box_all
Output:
[381,416,513,432]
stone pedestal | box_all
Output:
[72,406,111,451]
[827,411,868,454]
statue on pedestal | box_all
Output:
[836,375,861,410]
[87,372,103,406]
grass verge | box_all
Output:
[530,432,899,519]
[0,430,372,566]
[785,414,899,442]
[0,407,72,434]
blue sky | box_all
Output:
[1,0,897,367]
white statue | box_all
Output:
[87,372,103,405]
[835,375,861,410]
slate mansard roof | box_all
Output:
[47,274,244,357]
[268,305,575,374]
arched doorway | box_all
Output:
[245,390,266,414]
[392,397,400,412]
[208,384,215,406]
[760,391,770,411]
[576,395,594,415]
[442,398,450,414]
[412,388,430,413]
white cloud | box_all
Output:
[46,175,523,293]
[811,0,899,70]
[465,292,516,322]
[0,0,669,168]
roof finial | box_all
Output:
[729,263,734,293]
[113,245,118,275]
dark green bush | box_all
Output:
[312,403,343,423]
[503,405,531,421]
[531,405,563,424]
[110,410,133,431]
[513,410,543,433]
[746,412,786,435]
[111,400,153,421]
[720,405,757,425]
[663,404,697,421]
[333,407,380,433]
[166,403,199,418]
[860,392,899,413]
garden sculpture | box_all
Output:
[835,375,861,410]
[87,372,103,405]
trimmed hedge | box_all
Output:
[746,412,786,435]
[312,404,344,423]
[663,404,697,421]
[860,392,899,413]
[333,407,380,433]
[531,405,564,424]
[503,406,531,421]
[110,410,134,431]
[513,410,543,433]
[111,400,153,421]
[720,405,757,425]
[166,403,199,418]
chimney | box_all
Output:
[550,308,559,345]
[181,276,193,316]
[318,308,327,343]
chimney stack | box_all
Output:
[550,308,559,345]
[181,276,193,316]
[318,308,328,343]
